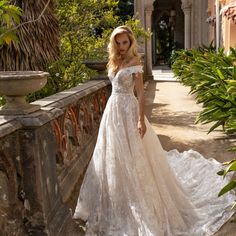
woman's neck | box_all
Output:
[119,56,129,67]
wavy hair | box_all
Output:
[107,26,140,72]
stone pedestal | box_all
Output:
[17,111,71,235]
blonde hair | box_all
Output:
[107,25,140,72]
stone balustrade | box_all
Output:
[0,78,111,235]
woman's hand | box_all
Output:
[138,120,146,138]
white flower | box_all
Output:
[55,73,60,77]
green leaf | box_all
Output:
[224,160,236,175]
[233,66,236,80]
[2,13,10,27]
[226,80,236,86]
[216,68,225,80]
[208,120,223,134]
[217,170,225,176]
[229,146,236,152]
[227,86,236,93]
[222,159,236,165]
[218,180,236,197]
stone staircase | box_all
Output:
[152,66,176,82]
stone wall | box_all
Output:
[0,79,111,235]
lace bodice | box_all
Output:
[108,65,143,95]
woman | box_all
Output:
[73,26,235,235]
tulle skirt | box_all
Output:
[73,93,235,236]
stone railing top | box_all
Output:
[0,116,22,137]
[0,78,110,138]
[32,79,110,108]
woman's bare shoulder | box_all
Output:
[128,56,141,67]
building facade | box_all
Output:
[216,0,236,53]
[134,0,236,78]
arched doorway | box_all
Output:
[152,0,184,65]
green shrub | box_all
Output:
[172,46,236,134]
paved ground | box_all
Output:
[145,79,236,163]
[66,68,236,235]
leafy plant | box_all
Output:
[172,46,236,135]
[0,0,22,46]
[217,159,236,209]
[116,0,134,22]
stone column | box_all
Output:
[134,0,145,26]
[144,4,154,80]
[181,0,192,49]
[135,0,145,55]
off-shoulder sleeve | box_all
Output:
[130,65,143,74]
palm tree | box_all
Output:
[0,0,59,71]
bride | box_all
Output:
[73,25,235,235]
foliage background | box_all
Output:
[29,0,148,101]
[0,0,149,104]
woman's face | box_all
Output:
[115,33,131,56]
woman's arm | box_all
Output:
[134,71,147,138]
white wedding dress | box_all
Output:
[73,65,235,236]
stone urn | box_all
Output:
[83,60,108,80]
[83,60,107,74]
[0,71,49,115]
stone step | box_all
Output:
[152,69,176,82]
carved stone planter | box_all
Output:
[0,71,48,115]
[83,60,107,74]
[83,60,108,80]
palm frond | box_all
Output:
[0,0,59,70]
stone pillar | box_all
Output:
[181,0,192,49]
[144,4,154,80]
[201,0,209,46]
[17,112,72,236]
[135,0,145,55]
[135,0,145,26]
